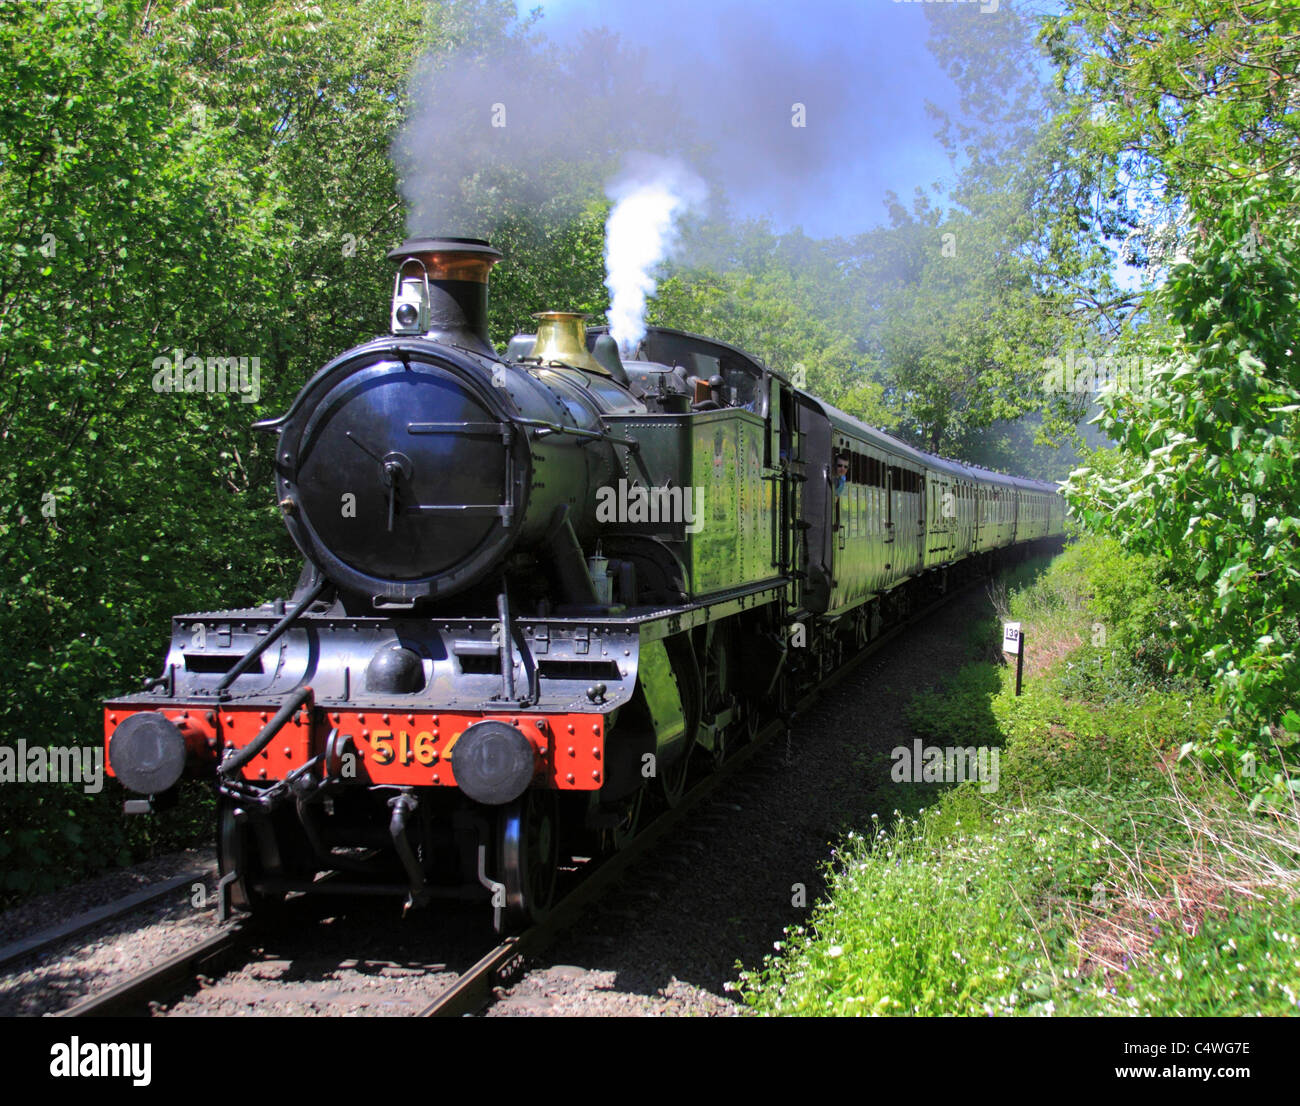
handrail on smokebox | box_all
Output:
[212,576,328,698]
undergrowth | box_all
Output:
[736,538,1300,1015]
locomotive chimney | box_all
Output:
[387,236,502,355]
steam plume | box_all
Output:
[603,156,707,352]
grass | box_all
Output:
[734,539,1300,1016]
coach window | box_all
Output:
[852,461,861,537]
[861,455,871,533]
[873,461,881,531]
[845,453,854,533]
[865,457,876,533]
[854,452,865,536]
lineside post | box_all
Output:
[1003,621,1024,696]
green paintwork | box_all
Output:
[605,410,780,597]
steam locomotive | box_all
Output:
[102,237,1065,931]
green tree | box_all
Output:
[818,4,1109,467]
[1048,1,1300,787]
[0,0,522,898]
[648,220,879,419]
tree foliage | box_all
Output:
[1050,1,1300,789]
[0,0,505,897]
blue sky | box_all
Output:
[526,0,971,238]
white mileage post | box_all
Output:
[1003,621,1025,696]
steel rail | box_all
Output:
[417,570,993,1017]
[56,926,248,1018]
[0,870,210,971]
[52,864,367,1017]
[56,559,1031,1020]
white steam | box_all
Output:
[603,155,707,352]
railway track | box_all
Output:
[58,570,989,1019]
[0,869,211,973]
[56,926,247,1018]
[423,569,1014,1015]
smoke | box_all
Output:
[603,155,707,352]
[391,1,977,321]
[392,24,691,236]
[393,2,948,233]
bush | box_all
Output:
[735,538,1294,1017]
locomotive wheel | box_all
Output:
[217,797,287,918]
[498,790,560,931]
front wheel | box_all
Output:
[497,790,560,932]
